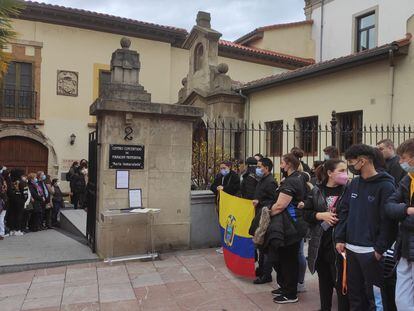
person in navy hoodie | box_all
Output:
[335,144,396,311]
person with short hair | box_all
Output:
[240,157,259,200]
[335,144,396,310]
[254,153,264,162]
[37,171,51,229]
[323,146,340,161]
[210,161,240,197]
[27,173,43,232]
[51,178,64,227]
[385,138,414,310]
[377,139,406,184]
[250,158,278,284]
[304,159,349,311]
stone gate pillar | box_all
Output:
[90,38,203,258]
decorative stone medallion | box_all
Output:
[57,70,78,96]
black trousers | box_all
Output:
[8,204,24,231]
[316,248,349,311]
[347,249,386,311]
[277,241,300,299]
[29,211,41,231]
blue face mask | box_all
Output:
[324,154,330,161]
[256,167,264,178]
[41,175,46,181]
[400,162,414,173]
[220,168,230,176]
[34,178,38,183]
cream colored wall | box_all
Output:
[249,25,315,59]
[10,18,285,187]
[248,60,392,156]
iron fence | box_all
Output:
[191,111,414,190]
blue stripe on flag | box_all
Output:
[220,226,255,259]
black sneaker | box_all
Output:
[273,295,298,304]
[253,275,272,284]
[271,288,284,296]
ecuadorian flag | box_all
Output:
[219,191,256,278]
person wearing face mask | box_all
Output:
[28,173,43,232]
[385,138,414,310]
[37,171,50,229]
[240,157,259,200]
[51,178,64,227]
[210,161,240,197]
[249,158,278,284]
[335,144,396,311]
[304,159,349,311]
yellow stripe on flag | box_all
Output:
[219,191,255,239]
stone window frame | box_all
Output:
[352,5,379,53]
[0,40,43,123]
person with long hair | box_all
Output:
[269,153,308,304]
[304,159,350,310]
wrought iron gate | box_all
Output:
[86,130,98,252]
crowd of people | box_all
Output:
[0,159,89,240]
[211,139,414,310]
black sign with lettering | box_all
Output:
[109,144,144,169]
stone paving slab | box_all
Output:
[0,229,98,273]
[0,248,333,310]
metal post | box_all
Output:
[331,110,337,147]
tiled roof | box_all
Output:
[218,40,315,66]
[22,1,188,33]
[18,1,314,68]
[239,34,412,93]
[235,20,313,44]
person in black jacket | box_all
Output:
[28,173,43,232]
[291,147,312,175]
[210,161,240,197]
[385,138,414,310]
[377,139,406,184]
[240,157,259,200]
[8,180,26,236]
[270,153,308,304]
[51,178,64,227]
[251,158,278,284]
[304,159,349,311]
[71,167,87,210]
[335,144,396,311]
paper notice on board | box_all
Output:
[129,189,142,208]
[116,170,129,189]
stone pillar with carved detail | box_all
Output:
[90,38,203,258]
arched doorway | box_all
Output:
[0,136,48,174]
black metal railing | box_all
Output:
[191,111,414,190]
[0,89,36,119]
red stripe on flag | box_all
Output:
[223,248,256,279]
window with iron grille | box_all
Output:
[337,110,363,153]
[265,120,283,157]
[296,116,318,155]
[98,70,111,97]
[1,62,35,119]
[356,12,376,52]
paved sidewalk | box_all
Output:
[0,229,98,273]
[0,248,329,310]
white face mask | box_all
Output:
[56,182,60,186]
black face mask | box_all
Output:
[348,160,362,175]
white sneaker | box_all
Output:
[9,231,16,236]
[297,282,306,293]
[216,247,223,254]
[14,231,24,236]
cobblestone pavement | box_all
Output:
[0,248,331,310]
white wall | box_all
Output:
[311,0,414,61]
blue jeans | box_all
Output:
[298,239,307,284]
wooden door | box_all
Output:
[0,136,48,174]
